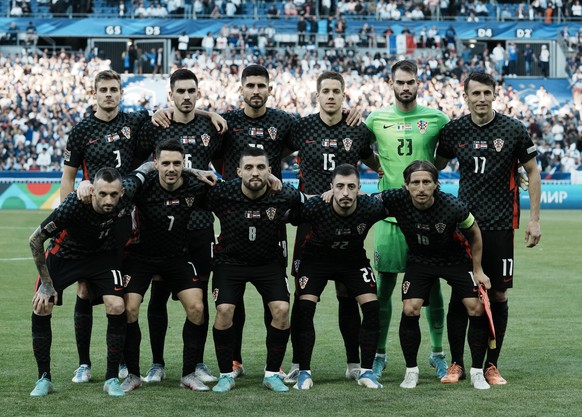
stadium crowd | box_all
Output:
[6,0,582,22]
[0,44,580,174]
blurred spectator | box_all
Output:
[10,2,24,16]
[539,44,550,77]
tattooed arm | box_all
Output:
[29,226,58,312]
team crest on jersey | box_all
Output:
[181,136,197,145]
[122,274,132,288]
[416,120,428,134]
[435,223,446,234]
[165,199,180,206]
[268,127,277,140]
[244,210,261,219]
[201,134,211,147]
[493,138,504,152]
[248,127,264,136]
[64,149,71,162]
[294,259,301,273]
[213,288,219,302]
[357,223,367,235]
[321,139,338,148]
[185,197,195,207]
[299,276,309,290]
[266,207,277,220]
[473,141,488,150]
[43,221,58,233]
[121,126,131,139]
[402,280,410,294]
[105,133,121,143]
[343,138,353,151]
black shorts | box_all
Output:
[123,254,203,298]
[37,251,124,305]
[402,262,478,302]
[212,263,290,306]
[481,230,515,290]
[187,226,215,278]
[296,257,377,299]
[291,223,310,277]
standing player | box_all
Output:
[365,60,451,378]
[136,69,221,384]
[119,139,216,393]
[29,167,139,397]
[290,164,386,391]
[285,71,380,383]
[435,71,541,385]
[207,147,305,393]
[377,160,491,390]
[61,70,150,383]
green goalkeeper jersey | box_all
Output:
[366,104,449,222]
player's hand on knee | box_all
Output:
[33,283,57,314]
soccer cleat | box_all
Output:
[118,362,129,379]
[345,363,361,380]
[180,372,210,391]
[143,363,166,383]
[293,370,313,390]
[212,375,235,393]
[441,363,466,384]
[30,373,54,397]
[283,363,299,384]
[72,364,91,383]
[231,361,246,378]
[372,354,386,378]
[399,367,419,389]
[484,364,507,385]
[120,374,142,392]
[358,370,384,389]
[263,375,289,392]
[103,378,125,397]
[195,363,217,383]
[429,353,448,379]
[470,368,491,390]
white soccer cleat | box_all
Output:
[283,363,300,384]
[195,363,218,383]
[345,363,361,380]
[72,364,91,383]
[399,367,419,389]
[120,373,142,392]
[470,368,491,390]
[181,372,210,391]
[143,363,166,383]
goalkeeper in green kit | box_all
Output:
[365,60,451,378]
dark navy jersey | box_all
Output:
[219,108,295,180]
[126,172,210,261]
[289,113,375,194]
[207,180,305,266]
[379,189,474,266]
[436,112,537,230]
[136,117,221,230]
[42,176,141,259]
[64,110,149,179]
[290,195,386,263]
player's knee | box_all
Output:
[463,298,483,316]
[185,302,205,325]
[490,289,508,303]
[76,281,90,299]
[104,296,125,315]
[402,301,422,317]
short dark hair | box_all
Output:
[403,160,439,185]
[317,71,345,92]
[239,146,269,166]
[391,60,418,79]
[331,163,360,182]
[155,138,185,159]
[94,70,121,90]
[463,71,496,94]
[170,68,199,91]
[241,64,269,84]
[94,167,122,184]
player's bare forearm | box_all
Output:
[29,227,52,286]
[135,161,156,176]
[362,153,381,173]
[523,158,542,247]
[60,165,77,202]
[187,168,218,186]
[465,222,490,288]
[434,155,450,171]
